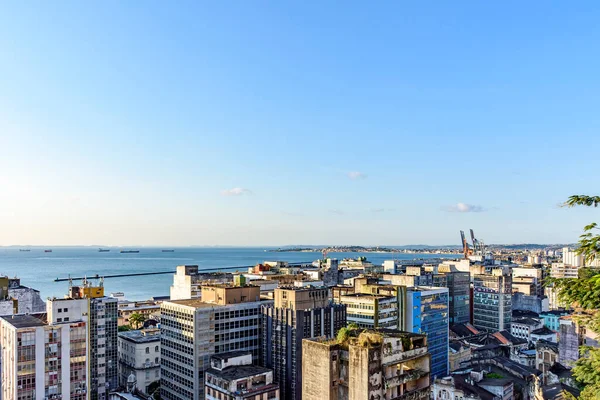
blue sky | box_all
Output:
[1,1,599,246]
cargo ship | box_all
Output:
[19,249,30,252]
[44,249,52,253]
[162,250,175,253]
[98,249,110,252]
[120,250,139,254]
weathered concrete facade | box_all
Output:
[303,330,431,400]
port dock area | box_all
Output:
[54,262,313,282]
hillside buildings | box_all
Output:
[262,286,346,400]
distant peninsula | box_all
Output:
[267,246,459,254]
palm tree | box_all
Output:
[128,312,148,330]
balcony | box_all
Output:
[384,369,429,388]
[391,387,430,400]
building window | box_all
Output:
[146,347,150,354]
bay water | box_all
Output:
[0,247,458,300]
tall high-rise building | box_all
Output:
[160,282,266,400]
[400,287,449,379]
[437,270,470,325]
[47,280,119,400]
[0,314,88,400]
[472,270,512,332]
[302,329,431,400]
[262,286,346,400]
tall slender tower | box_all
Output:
[261,286,346,400]
[47,278,118,400]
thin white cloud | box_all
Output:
[329,209,345,215]
[370,208,394,213]
[444,203,485,213]
[221,188,252,196]
[348,171,367,180]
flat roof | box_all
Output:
[277,285,327,291]
[164,299,223,308]
[340,293,394,299]
[1,314,46,328]
[164,298,270,309]
[207,365,272,381]
[118,329,161,344]
[211,351,252,361]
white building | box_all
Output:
[562,247,584,267]
[205,353,279,400]
[511,317,543,343]
[118,328,161,395]
[0,314,88,400]
[169,265,232,301]
[530,327,558,344]
[47,281,119,400]
[550,263,579,279]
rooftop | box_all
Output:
[478,378,513,387]
[452,374,497,400]
[207,365,273,381]
[493,330,527,346]
[163,298,220,308]
[340,293,394,299]
[536,339,559,352]
[0,314,46,328]
[513,310,540,319]
[531,326,556,336]
[512,317,542,326]
[211,351,252,362]
[540,310,571,316]
[276,285,327,291]
[450,323,480,338]
[118,329,161,344]
[164,297,269,308]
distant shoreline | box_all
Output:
[267,247,462,255]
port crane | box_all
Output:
[470,229,485,255]
[460,230,473,259]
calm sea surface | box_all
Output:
[0,247,458,300]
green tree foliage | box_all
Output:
[128,312,148,330]
[564,195,600,265]
[337,327,350,343]
[118,325,131,332]
[556,195,600,399]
